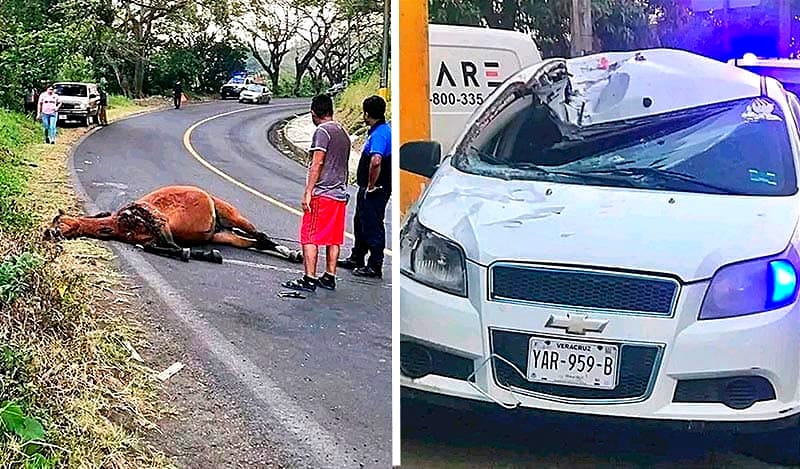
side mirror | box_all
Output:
[400,141,441,179]
[89,94,98,99]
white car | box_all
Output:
[400,48,800,464]
[238,84,271,104]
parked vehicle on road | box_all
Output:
[53,82,100,126]
[238,84,272,104]
[400,48,800,465]
[220,75,255,99]
[327,81,346,96]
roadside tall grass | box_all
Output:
[0,107,171,468]
[335,68,392,147]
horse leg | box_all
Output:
[138,223,191,262]
[139,242,190,262]
[155,223,222,263]
[211,230,258,248]
[211,196,302,263]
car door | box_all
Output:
[88,85,99,113]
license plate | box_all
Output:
[526,337,619,389]
[58,115,66,120]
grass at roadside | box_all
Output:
[335,68,392,150]
[0,99,172,468]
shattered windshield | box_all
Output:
[452,95,798,196]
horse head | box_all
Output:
[44,209,83,241]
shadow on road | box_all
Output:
[400,397,782,468]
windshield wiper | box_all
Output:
[579,167,741,194]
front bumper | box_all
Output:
[402,387,800,434]
[58,109,89,116]
[400,260,800,426]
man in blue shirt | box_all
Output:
[338,96,391,278]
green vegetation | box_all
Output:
[0,106,170,468]
[335,64,391,144]
[0,111,37,230]
[430,0,800,60]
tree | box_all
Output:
[234,0,299,91]
[310,9,382,86]
[292,0,342,95]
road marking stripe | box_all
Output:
[182,106,393,257]
[68,132,357,467]
[225,258,392,289]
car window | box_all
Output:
[54,84,88,97]
[246,84,263,92]
[452,96,798,196]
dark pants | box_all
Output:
[351,186,390,269]
[174,94,181,109]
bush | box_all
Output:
[55,54,95,83]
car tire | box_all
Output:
[83,115,91,127]
[740,426,800,465]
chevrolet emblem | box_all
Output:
[544,313,608,335]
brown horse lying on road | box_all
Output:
[44,185,303,264]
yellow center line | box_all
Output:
[182,105,393,256]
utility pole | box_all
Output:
[379,0,390,100]
[346,17,351,85]
[570,0,593,57]
[398,0,431,217]
[779,0,790,57]
[722,0,731,59]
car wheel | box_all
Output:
[83,116,91,127]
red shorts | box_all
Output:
[300,195,346,246]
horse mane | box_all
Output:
[116,201,168,237]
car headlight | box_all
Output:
[400,213,467,296]
[699,253,799,320]
[78,103,87,109]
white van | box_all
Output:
[400,48,800,465]
[428,24,542,153]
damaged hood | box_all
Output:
[416,162,800,282]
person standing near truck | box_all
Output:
[98,85,109,126]
[24,87,38,118]
[37,86,61,144]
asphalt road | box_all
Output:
[401,392,788,468]
[71,99,391,468]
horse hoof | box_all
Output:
[181,248,190,262]
[211,249,223,264]
[290,251,303,263]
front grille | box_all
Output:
[490,329,661,400]
[60,103,78,110]
[674,376,776,409]
[400,340,475,381]
[490,264,678,315]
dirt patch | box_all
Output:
[120,281,291,468]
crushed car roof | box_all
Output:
[522,48,766,127]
